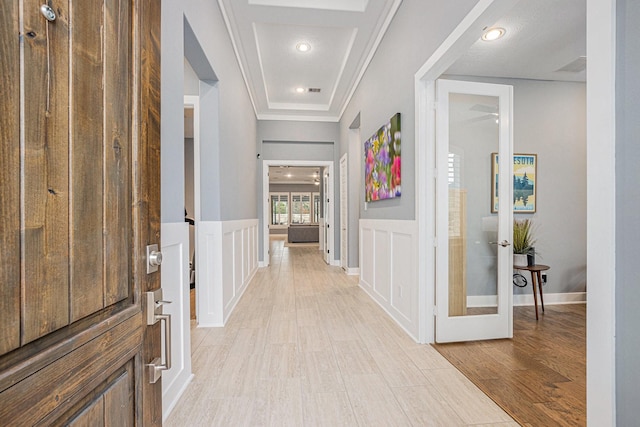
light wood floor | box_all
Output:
[167,239,517,426]
[434,304,586,426]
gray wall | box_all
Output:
[162,0,257,223]
[338,0,478,267]
[616,0,640,422]
[257,120,339,261]
[442,77,587,297]
[184,58,198,96]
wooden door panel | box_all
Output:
[56,359,135,427]
[67,400,105,427]
[70,0,107,322]
[0,0,161,424]
[0,312,141,425]
[64,363,135,427]
[22,0,71,344]
[0,0,21,355]
[104,0,133,307]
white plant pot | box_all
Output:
[513,254,528,268]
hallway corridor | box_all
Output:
[166,240,517,426]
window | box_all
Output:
[312,192,320,224]
[448,147,463,188]
[270,193,289,227]
[291,192,311,224]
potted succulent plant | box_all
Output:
[513,218,536,267]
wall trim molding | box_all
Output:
[346,267,360,276]
[197,219,259,327]
[160,222,193,421]
[359,219,419,340]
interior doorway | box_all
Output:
[183,97,199,320]
[416,0,593,421]
[262,160,335,267]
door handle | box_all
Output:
[489,240,511,247]
[146,244,163,274]
[145,289,172,384]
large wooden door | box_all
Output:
[0,0,163,424]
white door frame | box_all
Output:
[415,0,616,422]
[262,160,334,267]
[340,154,348,271]
[184,96,200,319]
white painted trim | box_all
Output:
[414,0,615,420]
[338,0,403,120]
[262,160,335,267]
[467,292,587,308]
[360,219,419,340]
[346,267,360,276]
[586,0,616,423]
[414,0,515,345]
[216,0,259,117]
[163,373,194,422]
[161,222,193,421]
[256,113,340,122]
[197,219,259,327]
[340,153,348,271]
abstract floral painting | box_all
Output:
[364,113,401,202]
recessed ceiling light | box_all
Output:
[296,42,311,52]
[295,87,305,93]
[481,27,506,41]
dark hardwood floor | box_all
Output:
[433,304,586,427]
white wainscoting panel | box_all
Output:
[197,219,259,327]
[161,222,193,421]
[359,219,419,339]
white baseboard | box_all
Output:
[163,373,194,422]
[467,291,587,308]
[346,267,360,276]
[514,291,587,306]
[331,259,340,267]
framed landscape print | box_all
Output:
[491,153,537,213]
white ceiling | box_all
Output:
[218,0,402,121]
[446,0,586,82]
[269,166,322,185]
[218,0,585,123]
